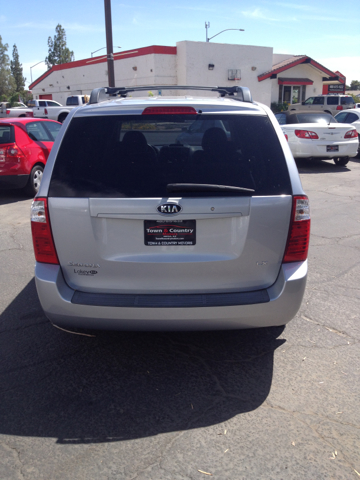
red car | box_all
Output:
[0,118,62,196]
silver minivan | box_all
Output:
[31,85,310,331]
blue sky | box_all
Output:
[1,0,359,89]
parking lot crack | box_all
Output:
[300,315,359,342]
[0,441,25,480]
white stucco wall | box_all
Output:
[176,41,273,105]
[31,41,273,105]
[31,52,177,104]
[30,43,336,108]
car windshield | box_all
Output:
[49,114,291,198]
[296,113,337,124]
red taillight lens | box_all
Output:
[31,198,59,264]
[0,144,25,162]
[45,108,48,115]
[142,106,197,115]
[336,105,343,110]
[6,109,10,115]
[283,196,311,263]
[295,130,319,139]
[25,111,34,117]
[344,129,358,139]
[284,133,288,141]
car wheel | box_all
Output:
[333,157,349,166]
[25,165,44,196]
[58,113,68,123]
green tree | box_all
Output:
[350,80,360,91]
[10,44,26,92]
[0,35,15,98]
[45,24,74,69]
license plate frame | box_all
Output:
[326,145,339,152]
[144,219,196,246]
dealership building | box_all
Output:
[29,40,345,106]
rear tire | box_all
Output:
[333,157,349,166]
[58,113,68,123]
[25,165,44,196]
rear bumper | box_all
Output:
[0,174,29,189]
[34,261,307,331]
[292,142,358,159]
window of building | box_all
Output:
[278,85,307,104]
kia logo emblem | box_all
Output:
[157,203,182,215]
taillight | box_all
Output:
[344,129,358,139]
[295,130,319,139]
[142,106,197,115]
[31,198,59,264]
[284,133,288,141]
[6,109,10,115]
[336,105,343,110]
[283,196,311,263]
[0,144,25,163]
[45,108,48,115]
[26,111,34,117]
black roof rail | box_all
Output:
[89,85,253,105]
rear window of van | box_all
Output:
[49,114,292,198]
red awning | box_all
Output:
[278,78,313,86]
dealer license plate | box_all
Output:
[144,220,196,246]
[326,145,339,152]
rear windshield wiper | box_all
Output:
[167,183,255,193]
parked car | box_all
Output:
[27,96,89,123]
[334,109,360,155]
[0,102,32,118]
[275,111,358,166]
[31,85,310,332]
[0,118,62,196]
[290,94,355,116]
[27,99,62,109]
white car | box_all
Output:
[334,109,360,155]
[275,111,358,166]
[0,102,32,118]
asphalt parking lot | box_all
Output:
[0,157,359,480]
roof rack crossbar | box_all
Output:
[89,85,252,105]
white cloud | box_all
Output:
[241,8,283,22]
[273,2,318,11]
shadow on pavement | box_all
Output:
[0,279,285,445]
[295,158,354,174]
[0,188,33,206]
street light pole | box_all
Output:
[205,23,245,42]
[104,0,115,87]
[30,61,46,84]
[91,46,121,57]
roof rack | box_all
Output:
[89,85,253,105]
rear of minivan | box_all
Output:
[31,95,310,331]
